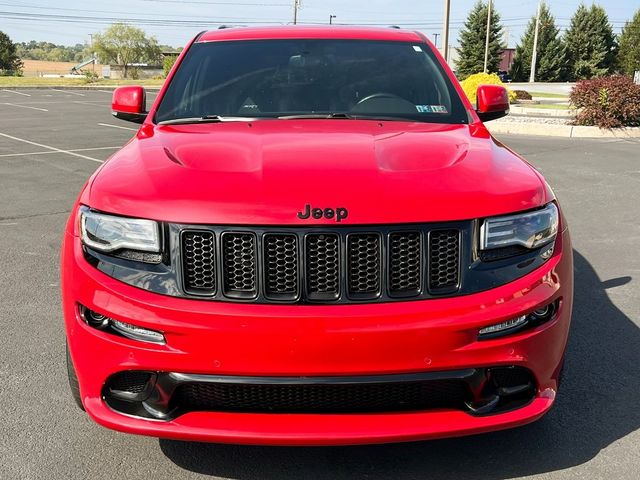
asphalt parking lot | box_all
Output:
[1,88,638,480]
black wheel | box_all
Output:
[66,342,85,411]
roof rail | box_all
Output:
[388,25,401,29]
[218,24,246,30]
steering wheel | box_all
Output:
[354,92,406,107]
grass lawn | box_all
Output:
[0,76,166,88]
[524,103,573,110]
[527,91,570,99]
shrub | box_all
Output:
[513,90,532,101]
[460,72,517,105]
[83,70,99,83]
[570,75,640,128]
[163,55,178,78]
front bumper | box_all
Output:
[62,228,572,445]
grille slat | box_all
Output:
[347,233,381,297]
[180,227,462,303]
[182,231,216,294]
[222,233,257,298]
[429,230,460,291]
[305,234,340,300]
[264,234,298,300]
[170,379,468,413]
[388,232,422,296]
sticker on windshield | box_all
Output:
[416,105,448,114]
[412,45,423,52]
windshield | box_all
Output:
[155,39,468,124]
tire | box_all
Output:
[66,342,85,411]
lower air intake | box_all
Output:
[170,379,468,414]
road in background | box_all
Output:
[1,90,638,480]
[509,82,575,95]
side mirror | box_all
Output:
[112,86,147,123]
[476,84,509,122]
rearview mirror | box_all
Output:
[112,86,147,123]
[476,84,509,122]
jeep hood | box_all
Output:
[89,120,549,225]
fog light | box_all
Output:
[479,315,528,336]
[478,300,559,340]
[533,305,551,318]
[79,305,165,344]
[111,319,165,344]
[84,309,109,329]
[540,245,554,259]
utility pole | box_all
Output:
[329,14,336,25]
[529,0,543,83]
[433,33,440,48]
[292,0,300,25]
[442,0,451,62]
[483,0,492,73]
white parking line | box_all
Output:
[73,100,109,107]
[1,103,48,112]
[97,122,138,131]
[0,132,103,163]
[50,88,85,97]
[1,89,30,97]
[0,146,120,158]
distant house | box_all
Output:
[499,48,516,73]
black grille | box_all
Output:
[182,231,216,294]
[264,234,298,299]
[170,379,468,414]
[489,367,534,388]
[108,371,152,394]
[180,225,463,303]
[389,232,422,296]
[222,233,257,298]
[305,234,340,300]
[347,233,381,297]
[429,230,460,291]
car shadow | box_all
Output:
[159,250,639,479]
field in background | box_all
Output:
[21,59,106,77]
[0,76,165,87]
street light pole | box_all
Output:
[442,0,451,62]
[529,0,543,83]
[293,0,300,25]
[483,0,492,73]
[433,33,440,48]
[329,14,336,25]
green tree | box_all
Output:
[93,23,161,78]
[509,2,566,82]
[564,4,616,80]
[618,9,640,75]
[456,1,505,79]
[0,30,23,75]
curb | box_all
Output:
[487,122,640,139]
[509,106,574,117]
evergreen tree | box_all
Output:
[564,4,616,80]
[0,31,23,75]
[618,9,640,75]
[509,2,566,82]
[456,1,504,79]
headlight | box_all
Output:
[480,203,558,250]
[79,207,160,253]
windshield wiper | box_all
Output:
[158,115,258,125]
[277,113,424,122]
[277,113,354,120]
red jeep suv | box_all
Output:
[61,26,573,445]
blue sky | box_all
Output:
[0,0,637,48]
